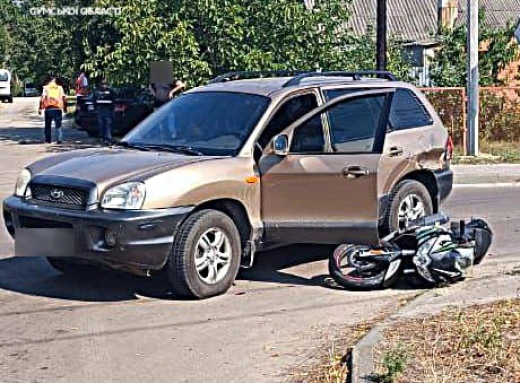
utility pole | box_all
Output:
[467,0,479,156]
[376,0,387,71]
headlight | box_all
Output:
[15,169,31,197]
[101,182,146,210]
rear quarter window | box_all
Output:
[389,89,433,130]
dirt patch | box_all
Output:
[285,295,419,383]
[374,299,520,382]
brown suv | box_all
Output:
[3,71,453,298]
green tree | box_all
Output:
[430,11,519,87]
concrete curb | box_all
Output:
[349,293,425,383]
[349,255,520,383]
[454,174,520,185]
[453,164,520,185]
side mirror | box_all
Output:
[271,134,289,156]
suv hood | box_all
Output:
[29,148,218,189]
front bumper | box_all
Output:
[3,196,193,271]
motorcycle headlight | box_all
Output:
[101,182,146,210]
[15,169,32,197]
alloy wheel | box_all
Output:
[398,193,425,229]
[194,227,232,284]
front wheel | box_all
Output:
[328,244,401,290]
[166,209,242,299]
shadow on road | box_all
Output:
[238,244,333,287]
[0,126,103,152]
[0,245,335,302]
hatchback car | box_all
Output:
[3,70,453,298]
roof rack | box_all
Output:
[207,70,398,86]
[208,70,312,84]
[282,70,398,87]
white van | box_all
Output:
[0,69,13,103]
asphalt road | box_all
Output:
[0,99,519,383]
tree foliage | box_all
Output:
[430,11,519,87]
[1,0,413,88]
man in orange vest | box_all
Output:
[38,76,66,144]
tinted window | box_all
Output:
[389,89,433,129]
[123,92,270,156]
[326,95,386,153]
[325,88,433,130]
[290,115,326,153]
[0,72,9,82]
[258,94,318,149]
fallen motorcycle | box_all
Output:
[328,213,493,290]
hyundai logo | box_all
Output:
[50,189,64,200]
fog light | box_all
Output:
[104,229,117,247]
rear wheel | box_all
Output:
[166,209,241,299]
[382,180,433,234]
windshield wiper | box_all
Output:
[115,141,151,151]
[141,144,204,156]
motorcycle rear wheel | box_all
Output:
[328,243,401,290]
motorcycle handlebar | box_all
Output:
[408,212,450,229]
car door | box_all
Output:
[259,89,395,245]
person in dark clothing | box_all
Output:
[93,78,115,144]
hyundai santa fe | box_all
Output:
[3,70,453,298]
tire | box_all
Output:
[328,243,401,290]
[166,209,242,299]
[7,96,13,103]
[381,179,433,235]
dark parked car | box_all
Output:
[75,86,155,137]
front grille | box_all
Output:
[18,216,73,229]
[29,183,89,210]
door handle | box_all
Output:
[342,166,370,179]
[388,146,404,157]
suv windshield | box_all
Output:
[122,91,270,156]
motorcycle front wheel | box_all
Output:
[328,243,401,290]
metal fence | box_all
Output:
[422,87,520,155]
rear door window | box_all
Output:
[325,94,387,153]
[324,88,433,131]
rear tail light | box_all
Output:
[445,136,454,162]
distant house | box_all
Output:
[346,0,520,86]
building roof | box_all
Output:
[347,0,438,43]
[347,0,520,44]
[457,0,520,29]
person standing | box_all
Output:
[38,76,66,144]
[75,72,88,97]
[93,78,115,145]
